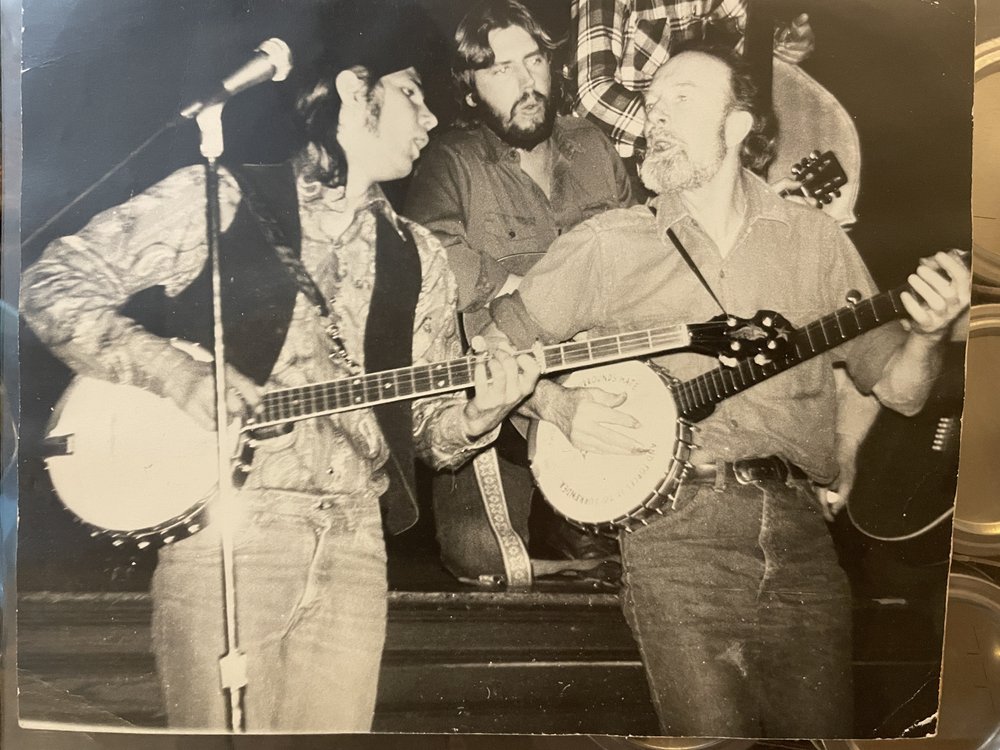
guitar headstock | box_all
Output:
[790,150,848,207]
[689,310,796,365]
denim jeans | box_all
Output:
[150,488,388,732]
[620,472,853,738]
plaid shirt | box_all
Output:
[572,0,747,158]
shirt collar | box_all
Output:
[355,184,407,238]
[298,179,407,238]
[650,169,792,236]
[478,116,580,163]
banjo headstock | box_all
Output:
[689,311,797,365]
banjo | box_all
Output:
[42,314,764,547]
[530,254,970,535]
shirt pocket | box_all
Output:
[483,212,548,276]
[484,211,541,244]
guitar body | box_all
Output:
[45,377,220,543]
[846,344,965,541]
[846,408,960,541]
[528,361,692,534]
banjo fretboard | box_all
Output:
[252,325,692,429]
[675,286,909,420]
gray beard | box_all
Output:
[639,130,725,194]
[640,147,719,194]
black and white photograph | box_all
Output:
[10,0,976,742]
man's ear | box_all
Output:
[335,68,369,110]
[724,109,753,149]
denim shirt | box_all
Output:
[405,116,633,317]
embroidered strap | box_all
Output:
[472,449,533,590]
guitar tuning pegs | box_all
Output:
[822,194,834,204]
[845,289,863,306]
[809,150,821,159]
[833,189,841,198]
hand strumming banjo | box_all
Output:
[41,153,852,548]
[530,253,970,536]
[42,314,766,547]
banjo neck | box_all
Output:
[675,284,914,422]
[250,324,692,431]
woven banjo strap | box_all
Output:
[472,448,533,590]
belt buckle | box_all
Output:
[732,457,788,485]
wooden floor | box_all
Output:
[15,586,660,735]
[15,578,945,738]
[11,498,952,738]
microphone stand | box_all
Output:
[195,103,248,733]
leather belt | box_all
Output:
[686,456,808,485]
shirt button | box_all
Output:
[354,279,365,289]
[730,418,739,428]
[508,230,516,239]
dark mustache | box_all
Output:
[510,91,547,118]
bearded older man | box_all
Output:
[489,44,970,737]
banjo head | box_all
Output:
[530,361,681,529]
[45,377,220,541]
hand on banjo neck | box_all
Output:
[40,309,778,546]
[537,249,970,459]
[528,250,969,534]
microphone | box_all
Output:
[180,38,293,119]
